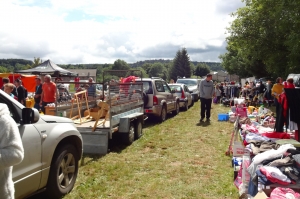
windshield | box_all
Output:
[169,85,182,93]
[176,79,197,86]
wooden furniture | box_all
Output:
[92,101,110,132]
[70,90,91,124]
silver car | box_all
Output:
[176,78,201,101]
[0,90,83,199]
[168,83,193,111]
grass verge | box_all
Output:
[64,101,239,199]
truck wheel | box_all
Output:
[123,123,135,145]
[46,144,79,199]
[134,120,143,140]
[158,106,167,122]
[172,101,180,115]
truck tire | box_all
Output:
[122,123,135,145]
[46,144,79,199]
[172,101,180,115]
[134,119,143,140]
[158,105,167,122]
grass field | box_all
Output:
[64,101,239,199]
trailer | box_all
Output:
[75,70,145,155]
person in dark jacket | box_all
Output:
[14,79,26,106]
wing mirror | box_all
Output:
[21,108,40,124]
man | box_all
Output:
[0,103,24,199]
[87,77,96,99]
[74,74,80,89]
[34,76,43,110]
[39,75,57,113]
[14,79,26,106]
[1,77,18,97]
[199,73,214,122]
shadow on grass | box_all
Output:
[196,121,211,127]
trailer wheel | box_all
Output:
[122,123,135,145]
[134,119,143,140]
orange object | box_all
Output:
[42,82,56,102]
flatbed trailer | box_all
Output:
[76,70,144,155]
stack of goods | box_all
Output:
[232,114,300,198]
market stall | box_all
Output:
[0,73,36,92]
[224,88,300,198]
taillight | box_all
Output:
[153,96,158,105]
[181,90,185,99]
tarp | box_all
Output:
[17,59,77,76]
[0,73,36,92]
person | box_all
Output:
[3,83,17,99]
[169,79,174,84]
[199,73,214,122]
[40,75,57,113]
[219,82,225,97]
[2,77,18,97]
[214,84,221,103]
[87,77,96,99]
[271,77,284,109]
[34,76,43,110]
[0,103,24,199]
[264,80,273,107]
[74,74,80,89]
[257,80,266,104]
[14,79,26,106]
[285,78,295,88]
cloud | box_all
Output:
[0,0,244,64]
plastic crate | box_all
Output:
[218,113,229,121]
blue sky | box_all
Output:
[0,0,244,64]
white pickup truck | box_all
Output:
[0,90,83,199]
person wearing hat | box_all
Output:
[34,76,43,110]
[199,73,214,122]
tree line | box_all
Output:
[0,49,223,82]
[219,0,300,79]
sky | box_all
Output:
[0,0,245,64]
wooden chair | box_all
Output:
[92,101,110,132]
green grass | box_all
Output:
[64,102,239,199]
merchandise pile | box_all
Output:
[224,97,300,199]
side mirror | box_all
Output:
[21,108,40,124]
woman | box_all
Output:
[14,79,26,106]
[4,83,17,99]
[271,77,284,107]
[0,103,24,198]
[214,84,221,103]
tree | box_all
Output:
[169,48,191,81]
[112,59,130,71]
[194,63,210,78]
[0,66,8,73]
[220,0,300,78]
[32,57,42,68]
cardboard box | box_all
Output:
[45,106,55,116]
[254,191,268,199]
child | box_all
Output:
[4,83,17,100]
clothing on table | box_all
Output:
[269,187,300,199]
[0,104,24,199]
[260,166,291,185]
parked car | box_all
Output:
[176,78,201,101]
[287,74,300,87]
[135,77,180,122]
[0,90,83,199]
[168,83,193,111]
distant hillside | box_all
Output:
[129,60,223,71]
